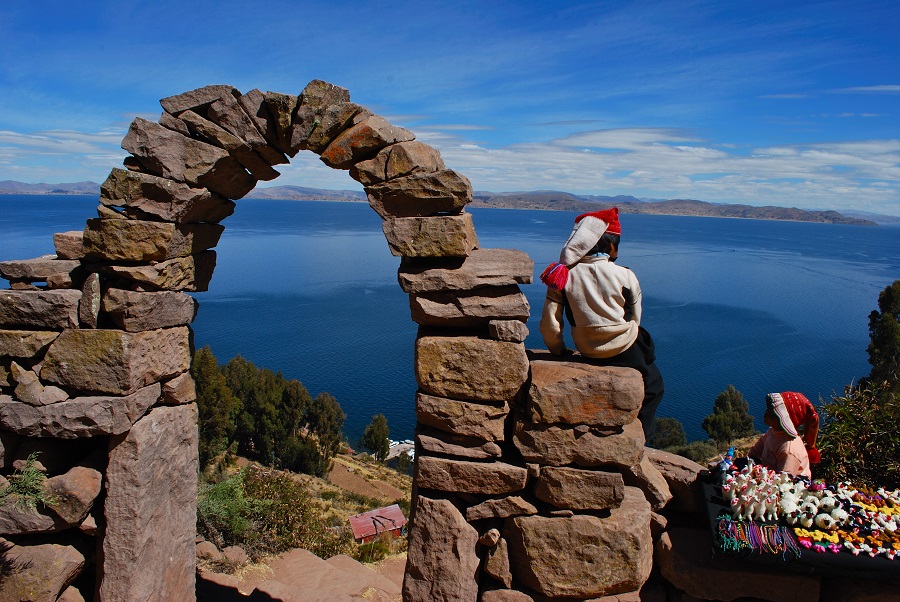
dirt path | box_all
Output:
[327,457,405,501]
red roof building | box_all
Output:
[348,504,408,543]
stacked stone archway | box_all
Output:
[0,80,669,601]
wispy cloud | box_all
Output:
[831,85,900,94]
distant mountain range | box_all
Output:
[1,180,886,226]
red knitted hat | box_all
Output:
[575,207,621,235]
[540,207,621,290]
[767,392,821,464]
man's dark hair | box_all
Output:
[589,233,620,256]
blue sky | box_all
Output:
[2,0,899,215]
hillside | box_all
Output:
[0,180,881,225]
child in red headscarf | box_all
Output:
[748,392,820,479]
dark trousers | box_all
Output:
[585,327,664,441]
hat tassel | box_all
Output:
[540,262,569,290]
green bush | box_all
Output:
[0,453,56,510]
[666,440,719,464]
[648,417,687,449]
[817,382,900,489]
[701,385,756,445]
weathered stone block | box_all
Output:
[528,358,643,427]
[41,327,190,394]
[78,272,100,328]
[238,88,282,150]
[0,497,63,534]
[514,418,645,467]
[488,319,529,343]
[505,487,652,598]
[622,450,673,510]
[534,466,625,511]
[366,169,473,218]
[403,495,480,602]
[416,335,528,401]
[161,371,196,405]
[263,92,299,154]
[656,528,820,602]
[484,537,512,588]
[53,231,85,259]
[160,84,238,115]
[177,109,280,180]
[383,213,478,258]
[0,289,81,329]
[465,496,539,522]
[0,383,160,438]
[416,456,528,494]
[350,140,445,185]
[416,428,502,460]
[398,248,534,293]
[83,218,223,261]
[0,256,81,283]
[410,285,529,327]
[102,250,216,291]
[0,329,59,358]
[122,117,256,199]
[320,115,415,169]
[101,167,236,224]
[45,465,103,525]
[102,288,198,331]
[207,94,288,166]
[101,404,198,602]
[416,392,508,441]
[647,448,705,514]
[0,539,85,601]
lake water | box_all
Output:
[2,195,898,444]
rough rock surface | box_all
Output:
[410,286,529,327]
[484,537,513,588]
[0,256,81,282]
[367,169,473,218]
[488,319,529,343]
[0,497,63,534]
[0,330,59,358]
[320,114,415,169]
[466,496,539,522]
[45,465,103,525]
[0,383,161,438]
[101,250,216,291]
[101,404,199,602]
[79,272,101,328]
[514,419,645,468]
[505,487,653,598]
[53,231,85,259]
[350,140,445,185]
[41,327,190,395]
[100,167,236,223]
[416,393,508,441]
[622,451,673,510]
[528,357,643,426]
[382,213,478,258]
[83,218,224,261]
[102,289,198,332]
[0,539,85,601]
[417,456,528,495]
[0,289,82,329]
[534,466,625,511]
[416,429,502,459]
[403,496,480,602]
[416,335,529,402]
[646,448,705,513]
[398,248,534,293]
[161,371,197,405]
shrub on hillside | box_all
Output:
[701,385,756,446]
[647,417,688,450]
[666,440,719,464]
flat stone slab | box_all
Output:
[466,496,539,522]
[41,327,190,395]
[0,329,59,358]
[350,140,445,185]
[646,448,705,514]
[403,496,480,602]
[0,289,81,329]
[0,383,160,438]
[101,250,216,291]
[101,289,198,332]
[534,466,625,511]
[101,404,198,601]
[514,418,645,468]
[416,428,502,459]
[320,114,415,169]
[416,456,528,494]
[528,356,643,427]
[416,393,508,441]
[416,335,529,402]
[622,450,673,511]
[505,487,652,598]
[399,248,533,293]
[100,168,236,223]
[0,539,85,601]
[366,169,473,219]
[410,285,530,327]
[383,213,478,258]
[54,231,85,259]
[0,256,81,282]
[83,218,224,261]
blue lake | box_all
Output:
[2,195,898,444]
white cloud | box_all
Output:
[831,85,900,94]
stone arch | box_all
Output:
[0,80,664,602]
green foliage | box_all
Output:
[395,451,412,475]
[356,539,391,563]
[197,465,354,561]
[391,496,411,517]
[647,417,687,450]
[191,347,345,477]
[817,382,900,489]
[0,453,56,510]
[701,385,756,445]
[360,414,390,462]
[666,440,719,464]
[867,280,900,391]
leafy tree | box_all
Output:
[647,417,687,450]
[395,451,412,475]
[361,414,391,461]
[701,385,756,446]
[192,346,240,469]
[866,280,900,391]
